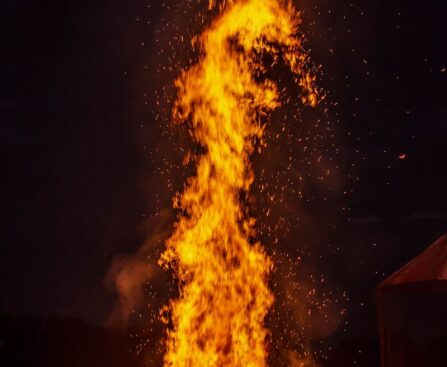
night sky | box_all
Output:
[1,0,447,360]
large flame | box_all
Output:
[160,1,317,366]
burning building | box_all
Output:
[376,234,447,367]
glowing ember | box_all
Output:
[159,1,318,366]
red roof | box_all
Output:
[379,234,447,287]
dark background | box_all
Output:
[1,0,446,366]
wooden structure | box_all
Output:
[376,234,447,367]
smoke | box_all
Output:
[103,0,204,333]
[105,255,153,325]
[105,209,173,327]
[104,0,349,363]
[267,249,347,366]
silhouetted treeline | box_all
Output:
[0,314,142,367]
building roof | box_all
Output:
[378,234,447,288]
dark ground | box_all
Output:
[0,313,379,366]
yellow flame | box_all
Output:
[160,1,318,366]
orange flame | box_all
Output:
[160,1,318,366]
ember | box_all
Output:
[159,1,318,366]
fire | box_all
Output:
[159,1,318,366]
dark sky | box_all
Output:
[1,0,446,345]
